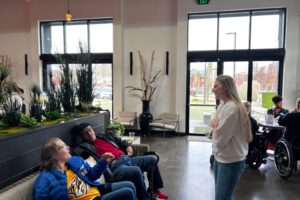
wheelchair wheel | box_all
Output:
[247,150,264,169]
[274,139,295,179]
[209,154,214,166]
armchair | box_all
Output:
[148,112,180,137]
[114,111,137,130]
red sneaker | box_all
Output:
[154,189,168,199]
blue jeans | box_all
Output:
[110,155,163,200]
[214,159,245,200]
[98,181,136,200]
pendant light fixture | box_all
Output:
[66,0,72,22]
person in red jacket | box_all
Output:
[73,123,168,200]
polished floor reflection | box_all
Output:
[141,136,300,200]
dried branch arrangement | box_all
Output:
[127,51,161,101]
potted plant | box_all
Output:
[126,51,162,133]
[76,42,94,112]
[55,54,77,113]
[0,56,23,127]
[29,84,43,122]
[106,121,125,137]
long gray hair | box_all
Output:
[40,137,61,171]
[216,75,252,142]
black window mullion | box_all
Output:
[185,59,191,134]
[42,61,49,91]
[217,59,223,76]
[247,61,253,101]
[216,13,220,50]
[278,59,284,96]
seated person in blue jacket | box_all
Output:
[72,123,168,200]
[278,105,300,146]
[267,95,289,118]
[266,95,288,150]
[32,137,136,200]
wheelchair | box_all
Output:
[246,132,268,169]
[209,132,268,169]
[274,138,300,179]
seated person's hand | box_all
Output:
[102,152,115,164]
[126,146,133,156]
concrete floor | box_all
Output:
[141,136,300,200]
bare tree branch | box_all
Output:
[127,51,161,101]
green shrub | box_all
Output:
[2,82,21,127]
[106,121,125,135]
[0,121,6,130]
[29,85,43,122]
[76,42,94,112]
[46,74,61,112]
[55,54,76,113]
[19,114,38,128]
[43,110,61,120]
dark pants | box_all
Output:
[110,155,163,200]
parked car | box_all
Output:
[93,86,112,100]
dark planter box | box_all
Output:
[0,112,109,189]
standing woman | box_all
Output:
[211,75,252,200]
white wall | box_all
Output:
[122,0,177,119]
[0,0,299,132]
[0,0,31,104]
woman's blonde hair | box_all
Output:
[40,137,61,171]
[216,75,252,142]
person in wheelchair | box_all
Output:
[244,102,267,169]
[274,105,300,178]
[72,123,168,200]
[264,95,289,151]
[267,95,289,118]
[278,108,300,146]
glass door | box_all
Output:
[223,61,249,101]
[251,61,279,121]
[188,62,217,134]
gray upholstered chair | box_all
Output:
[148,113,180,137]
[114,111,137,129]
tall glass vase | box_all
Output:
[139,100,153,135]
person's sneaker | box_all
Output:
[154,189,168,199]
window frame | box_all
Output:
[39,19,114,116]
[186,8,286,134]
[188,8,286,51]
[39,18,113,90]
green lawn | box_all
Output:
[93,99,112,116]
[189,106,215,120]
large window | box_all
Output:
[40,19,113,114]
[187,8,285,134]
[188,9,285,51]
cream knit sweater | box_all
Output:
[212,101,248,163]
